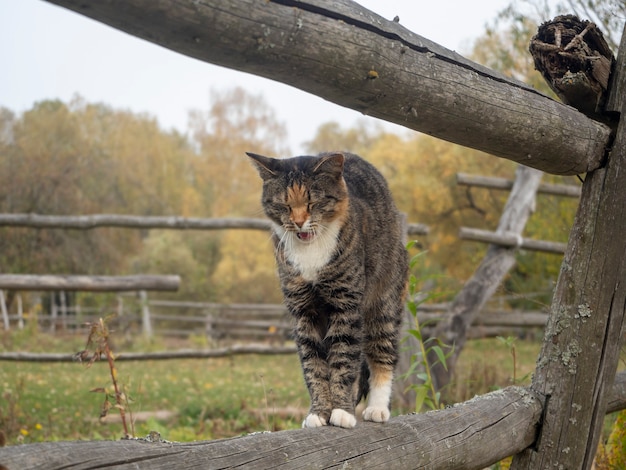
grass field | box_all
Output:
[0,326,546,447]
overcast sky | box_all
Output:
[1,0,512,154]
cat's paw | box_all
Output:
[329,409,357,428]
[302,413,327,428]
[362,406,390,423]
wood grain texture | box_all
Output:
[512,24,626,469]
[0,387,542,470]
[43,0,611,175]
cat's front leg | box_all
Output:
[294,316,333,428]
[326,313,363,429]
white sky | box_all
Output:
[0,0,512,154]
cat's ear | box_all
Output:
[246,152,278,180]
[313,153,345,177]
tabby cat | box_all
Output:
[247,151,408,429]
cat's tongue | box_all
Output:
[297,231,314,242]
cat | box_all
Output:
[247,151,408,429]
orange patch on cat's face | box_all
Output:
[286,184,309,228]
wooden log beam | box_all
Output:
[0,213,430,236]
[0,386,544,470]
[529,15,615,119]
[406,222,429,236]
[0,213,272,231]
[456,173,582,198]
[459,227,567,254]
[2,377,625,469]
[44,0,611,176]
[0,275,180,292]
[0,345,299,362]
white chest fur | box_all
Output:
[275,220,341,282]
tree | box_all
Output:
[189,88,289,303]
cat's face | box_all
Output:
[247,153,349,243]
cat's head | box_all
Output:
[247,152,349,243]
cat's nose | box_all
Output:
[291,208,308,228]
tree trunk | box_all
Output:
[428,165,543,391]
[44,0,611,175]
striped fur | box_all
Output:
[247,151,408,428]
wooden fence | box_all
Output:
[2,1,625,468]
[0,293,549,345]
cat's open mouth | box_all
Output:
[296,231,315,242]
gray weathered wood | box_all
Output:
[459,227,567,254]
[0,213,429,236]
[0,377,622,469]
[456,173,582,197]
[529,15,615,118]
[429,165,543,390]
[0,386,543,470]
[0,290,8,331]
[0,345,299,362]
[44,0,611,175]
[0,213,272,231]
[0,275,180,292]
[511,24,626,470]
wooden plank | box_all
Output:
[459,227,567,254]
[0,275,180,292]
[0,213,272,231]
[44,0,611,175]
[456,173,582,197]
[0,345,298,362]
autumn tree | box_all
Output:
[189,88,290,303]
[0,97,223,311]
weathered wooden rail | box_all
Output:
[3,377,626,470]
[0,213,429,236]
[45,0,612,176]
[0,274,180,291]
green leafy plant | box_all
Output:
[401,242,454,412]
[75,315,135,438]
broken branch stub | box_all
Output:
[530,15,615,119]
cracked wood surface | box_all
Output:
[0,387,542,470]
[44,0,610,175]
[511,25,626,469]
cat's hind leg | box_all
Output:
[362,298,401,423]
[362,363,393,423]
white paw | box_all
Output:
[302,413,327,428]
[329,409,357,428]
[362,406,390,423]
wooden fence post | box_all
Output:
[0,290,9,331]
[512,25,626,469]
[428,165,543,390]
[139,290,152,339]
[17,294,24,330]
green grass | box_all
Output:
[0,347,307,444]
[0,329,556,446]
